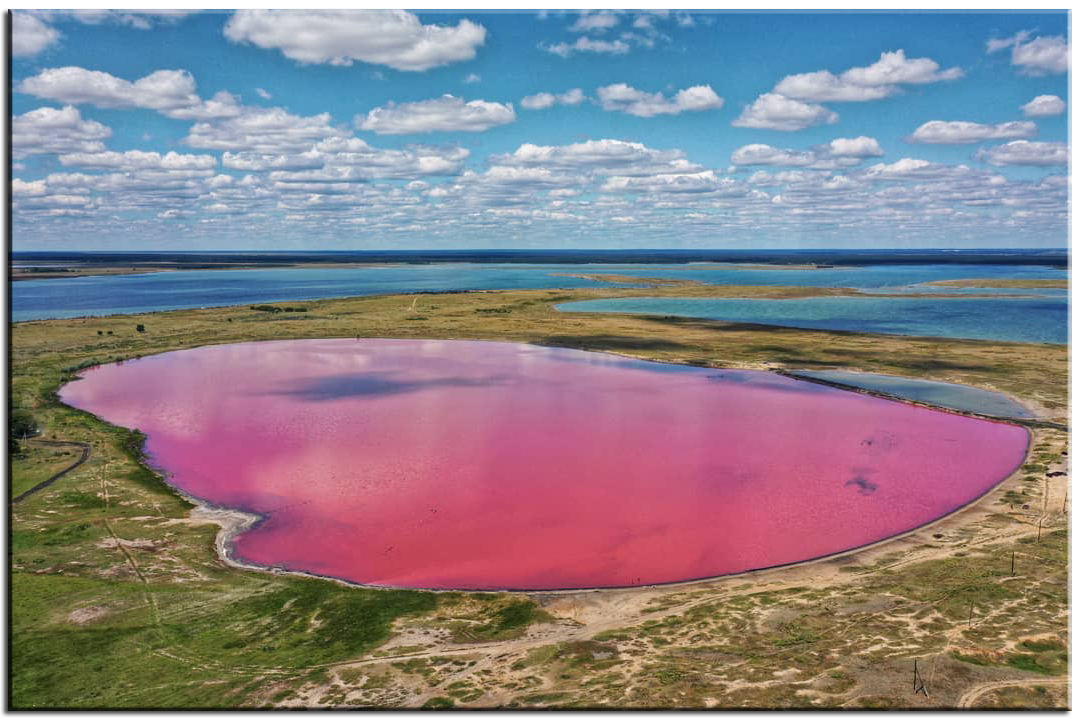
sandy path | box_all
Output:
[956,677,1069,708]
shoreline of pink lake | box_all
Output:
[59,339,1029,591]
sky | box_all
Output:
[10,10,1070,250]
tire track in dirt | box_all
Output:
[12,438,91,504]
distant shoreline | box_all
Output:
[10,248,1069,271]
[10,262,404,281]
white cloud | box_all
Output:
[975,140,1068,166]
[19,66,241,120]
[731,144,816,167]
[988,32,1068,75]
[597,83,723,117]
[13,105,111,158]
[224,10,486,71]
[909,120,1037,144]
[864,158,932,177]
[827,136,885,158]
[732,93,838,131]
[356,95,515,135]
[542,36,629,58]
[335,142,469,177]
[58,150,217,171]
[12,179,48,196]
[842,49,963,86]
[255,87,272,100]
[987,30,1030,54]
[1021,94,1066,117]
[600,170,732,195]
[454,166,581,207]
[569,12,619,33]
[773,50,962,103]
[463,73,481,84]
[13,12,60,57]
[57,10,194,29]
[863,158,976,179]
[222,150,324,172]
[521,88,585,110]
[774,71,893,103]
[732,137,883,168]
[490,138,698,176]
[186,107,348,153]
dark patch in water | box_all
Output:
[845,475,878,495]
[265,371,509,401]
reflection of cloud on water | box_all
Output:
[545,348,697,374]
[707,372,831,396]
[261,371,511,401]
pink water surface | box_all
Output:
[60,339,1029,590]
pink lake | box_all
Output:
[60,339,1029,590]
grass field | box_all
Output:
[9,280,1069,708]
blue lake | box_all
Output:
[785,370,1035,419]
[11,262,1068,343]
[556,295,1067,344]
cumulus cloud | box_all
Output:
[186,107,348,153]
[988,31,1069,75]
[12,179,48,196]
[221,150,324,172]
[449,166,582,208]
[19,66,241,120]
[224,10,486,71]
[975,140,1068,166]
[773,71,892,103]
[541,36,629,58]
[596,83,723,117]
[13,105,111,158]
[255,87,272,100]
[863,157,974,179]
[490,138,699,176]
[463,73,481,84]
[600,170,733,195]
[1021,94,1066,117]
[242,137,471,181]
[842,49,963,86]
[732,93,838,131]
[732,137,883,168]
[909,120,1037,144]
[520,88,585,110]
[773,50,962,103]
[13,10,198,59]
[58,150,217,171]
[356,95,515,135]
[828,136,885,158]
[731,144,816,167]
[13,12,60,57]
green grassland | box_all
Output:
[10,279,1069,708]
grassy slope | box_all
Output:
[10,282,1069,708]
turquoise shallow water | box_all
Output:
[556,295,1067,344]
[12,261,1068,344]
[786,370,1034,419]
